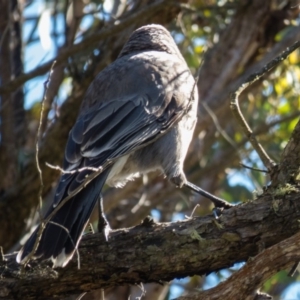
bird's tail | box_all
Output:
[16,168,110,267]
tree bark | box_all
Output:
[177,231,300,300]
[1,187,300,299]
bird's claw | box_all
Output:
[212,207,224,219]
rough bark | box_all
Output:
[1,188,300,299]
[177,231,300,300]
[273,121,300,185]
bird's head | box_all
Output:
[118,24,181,58]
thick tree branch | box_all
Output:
[177,230,300,300]
[1,188,300,299]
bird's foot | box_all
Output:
[212,207,224,219]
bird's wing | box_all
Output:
[53,93,188,206]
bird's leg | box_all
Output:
[169,172,233,210]
[184,181,233,210]
[97,194,111,241]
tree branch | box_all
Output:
[1,187,300,299]
[230,40,300,171]
[197,24,300,133]
[0,0,178,95]
[272,120,300,186]
[177,230,300,300]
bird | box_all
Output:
[17,24,229,268]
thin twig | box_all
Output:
[201,101,238,151]
[76,292,87,300]
[36,65,57,215]
[240,163,268,173]
[0,0,174,95]
[0,246,5,262]
[131,174,149,213]
[46,162,103,174]
[101,289,105,300]
[22,61,57,267]
[201,100,264,190]
[136,283,146,299]
[22,61,82,268]
[253,111,300,136]
[230,40,300,171]
[185,204,200,219]
[88,223,95,234]
[288,261,299,277]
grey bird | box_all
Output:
[17,24,230,268]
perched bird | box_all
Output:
[17,24,202,267]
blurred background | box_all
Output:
[0,0,300,299]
